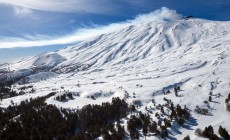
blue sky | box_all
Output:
[0,0,230,63]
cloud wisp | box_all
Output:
[0,0,120,15]
[0,7,183,49]
[14,6,33,17]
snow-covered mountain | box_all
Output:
[6,18,230,70]
[0,18,230,139]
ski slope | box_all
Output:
[0,18,230,139]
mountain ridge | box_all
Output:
[4,18,229,71]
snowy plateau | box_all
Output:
[0,18,230,140]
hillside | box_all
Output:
[0,18,230,140]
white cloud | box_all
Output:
[14,6,33,16]
[0,0,119,15]
[0,7,183,49]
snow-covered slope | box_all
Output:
[12,52,66,69]
[0,18,230,139]
[57,19,229,68]
[6,18,230,71]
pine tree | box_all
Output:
[209,134,219,140]
[183,135,190,140]
[219,125,229,140]
[160,106,164,114]
[149,121,157,134]
[203,125,214,138]
[117,124,125,139]
[142,124,148,140]
[203,127,209,137]
[177,118,185,126]
[208,125,214,137]
[160,129,168,138]
[174,87,178,97]
[209,96,212,102]
[131,105,136,112]
[164,118,171,128]
[195,128,203,136]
